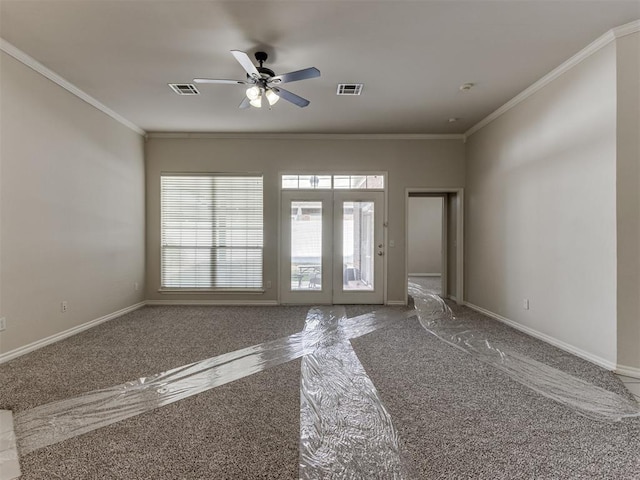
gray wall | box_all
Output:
[465,43,618,365]
[0,52,146,354]
[615,32,640,372]
[408,197,443,275]
[145,137,466,303]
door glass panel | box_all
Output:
[342,201,375,291]
[290,201,322,290]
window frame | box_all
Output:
[280,172,386,191]
[159,172,265,293]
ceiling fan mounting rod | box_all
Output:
[255,51,268,68]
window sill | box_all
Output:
[158,288,266,295]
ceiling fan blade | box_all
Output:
[239,97,251,109]
[194,78,247,85]
[272,87,310,108]
[230,50,260,79]
[270,67,320,85]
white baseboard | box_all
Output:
[615,364,640,379]
[145,299,279,306]
[408,273,441,277]
[447,295,458,302]
[463,302,617,371]
[386,300,407,306]
[0,302,147,364]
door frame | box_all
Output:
[405,188,464,305]
[277,171,388,305]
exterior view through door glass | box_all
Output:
[342,201,375,290]
[333,192,384,304]
[290,201,322,291]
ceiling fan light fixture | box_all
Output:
[266,89,280,106]
[246,86,260,100]
[249,96,263,108]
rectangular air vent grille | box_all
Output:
[337,84,363,95]
[169,84,200,95]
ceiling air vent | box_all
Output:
[337,84,363,96]
[169,84,200,95]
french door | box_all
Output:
[280,190,384,304]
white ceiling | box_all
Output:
[1,1,638,134]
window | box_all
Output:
[161,174,263,289]
[281,174,384,190]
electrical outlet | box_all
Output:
[0,317,6,332]
[266,280,272,289]
[61,301,68,313]
[134,282,139,291]
[523,299,529,310]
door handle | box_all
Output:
[377,251,384,256]
[378,243,384,248]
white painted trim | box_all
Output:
[146,299,279,306]
[0,38,146,137]
[613,19,640,39]
[0,302,147,364]
[464,302,617,371]
[465,20,640,138]
[616,364,640,379]
[386,300,406,306]
[447,295,458,302]
[408,273,442,277]
[147,132,465,141]
[456,189,464,305]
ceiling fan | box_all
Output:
[194,50,320,109]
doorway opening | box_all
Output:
[408,196,445,295]
[405,189,463,304]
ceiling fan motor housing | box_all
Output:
[253,51,275,77]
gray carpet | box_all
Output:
[0,306,308,411]
[0,306,309,479]
[351,314,640,479]
[2,303,639,478]
[18,359,301,480]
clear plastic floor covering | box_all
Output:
[9,285,639,477]
[409,282,640,422]
[299,307,405,479]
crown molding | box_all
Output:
[0,38,146,136]
[465,19,640,138]
[147,132,465,140]
[613,18,640,38]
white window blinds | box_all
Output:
[161,175,263,289]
